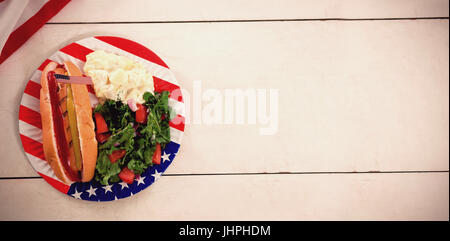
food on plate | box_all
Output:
[83,50,155,104]
[84,50,174,185]
[92,91,172,185]
[40,61,98,184]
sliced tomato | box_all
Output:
[152,143,161,164]
[94,113,109,134]
[96,132,110,143]
[135,103,147,124]
[108,149,126,164]
[118,167,135,184]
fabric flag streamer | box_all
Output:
[0,0,71,65]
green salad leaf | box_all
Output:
[93,91,172,185]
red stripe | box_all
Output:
[153,76,183,102]
[59,42,93,62]
[38,172,70,194]
[20,134,45,160]
[0,0,71,65]
[19,105,42,129]
[95,36,169,68]
[24,81,41,99]
[169,115,185,132]
[38,59,53,71]
[87,85,95,94]
[81,74,95,94]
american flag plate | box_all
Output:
[18,36,185,201]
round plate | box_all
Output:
[18,36,185,201]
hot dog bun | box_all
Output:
[40,61,97,184]
[64,61,98,182]
[40,62,74,184]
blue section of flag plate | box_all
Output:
[67,141,180,201]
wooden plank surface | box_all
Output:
[48,0,450,23]
[0,20,448,177]
[0,1,448,221]
[0,173,448,220]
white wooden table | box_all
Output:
[0,0,448,220]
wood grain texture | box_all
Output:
[0,1,448,221]
[49,0,450,23]
[0,20,448,177]
[0,173,448,220]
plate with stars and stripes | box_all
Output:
[18,36,185,201]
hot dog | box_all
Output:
[40,61,97,184]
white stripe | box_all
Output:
[21,93,40,112]
[19,120,42,143]
[75,37,180,87]
[168,98,185,117]
[12,0,49,31]
[25,153,57,181]
[49,52,85,70]
[89,92,99,107]
[30,69,41,84]
[170,127,184,145]
[0,0,29,51]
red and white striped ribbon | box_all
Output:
[0,0,71,65]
